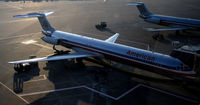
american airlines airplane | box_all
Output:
[8,12,198,77]
[127,2,200,39]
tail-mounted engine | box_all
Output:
[41,36,58,45]
[145,17,161,24]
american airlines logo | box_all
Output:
[127,50,155,61]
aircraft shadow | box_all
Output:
[13,59,141,105]
[28,60,115,105]
[97,27,116,34]
[12,59,200,105]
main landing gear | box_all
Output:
[53,44,60,53]
[152,30,181,40]
[152,33,164,40]
[53,44,71,55]
[176,30,180,35]
[53,44,85,67]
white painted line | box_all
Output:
[0,82,30,104]
[21,39,52,49]
[32,43,52,49]
[24,75,47,83]
[17,84,142,101]
[22,40,37,44]
[83,86,117,100]
[17,83,199,103]
[116,84,142,100]
[0,32,41,41]
[43,74,47,79]
[141,84,199,103]
[19,85,85,97]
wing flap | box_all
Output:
[8,53,95,64]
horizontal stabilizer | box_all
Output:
[145,27,189,32]
[8,52,95,64]
[13,11,55,32]
[105,33,119,43]
[126,2,144,6]
[13,11,53,18]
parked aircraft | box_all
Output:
[8,12,198,77]
[127,2,200,39]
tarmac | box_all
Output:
[0,0,200,105]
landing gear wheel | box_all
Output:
[23,63,31,71]
[176,30,180,35]
[159,34,164,39]
[14,64,23,72]
[76,58,85,67]
[152,33,164,40]
[53,45,71,55]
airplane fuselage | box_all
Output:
[42,30,197,77]
[145,14,200,30]
[10,11,199,78]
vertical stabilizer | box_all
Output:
[13,12,55,35]
[126,2,152,18]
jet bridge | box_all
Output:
[170,45,200,74]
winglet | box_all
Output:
[105,33,119,43]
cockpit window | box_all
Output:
[178,64,191,71]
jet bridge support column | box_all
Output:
[193,55,200,74]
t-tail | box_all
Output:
[126,2,152,19]
[13,12,55,36]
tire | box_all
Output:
[152,34,158,40]
[14,64,23,72]
[23,63,31,71]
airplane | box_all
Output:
[8,12,199,77]
[126,2,200,40]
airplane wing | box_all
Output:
[145,27,189,32]
[105,33,119,43]
[8,52,96,64]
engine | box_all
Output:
[41,36,58,45]
[146,17,160,23]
